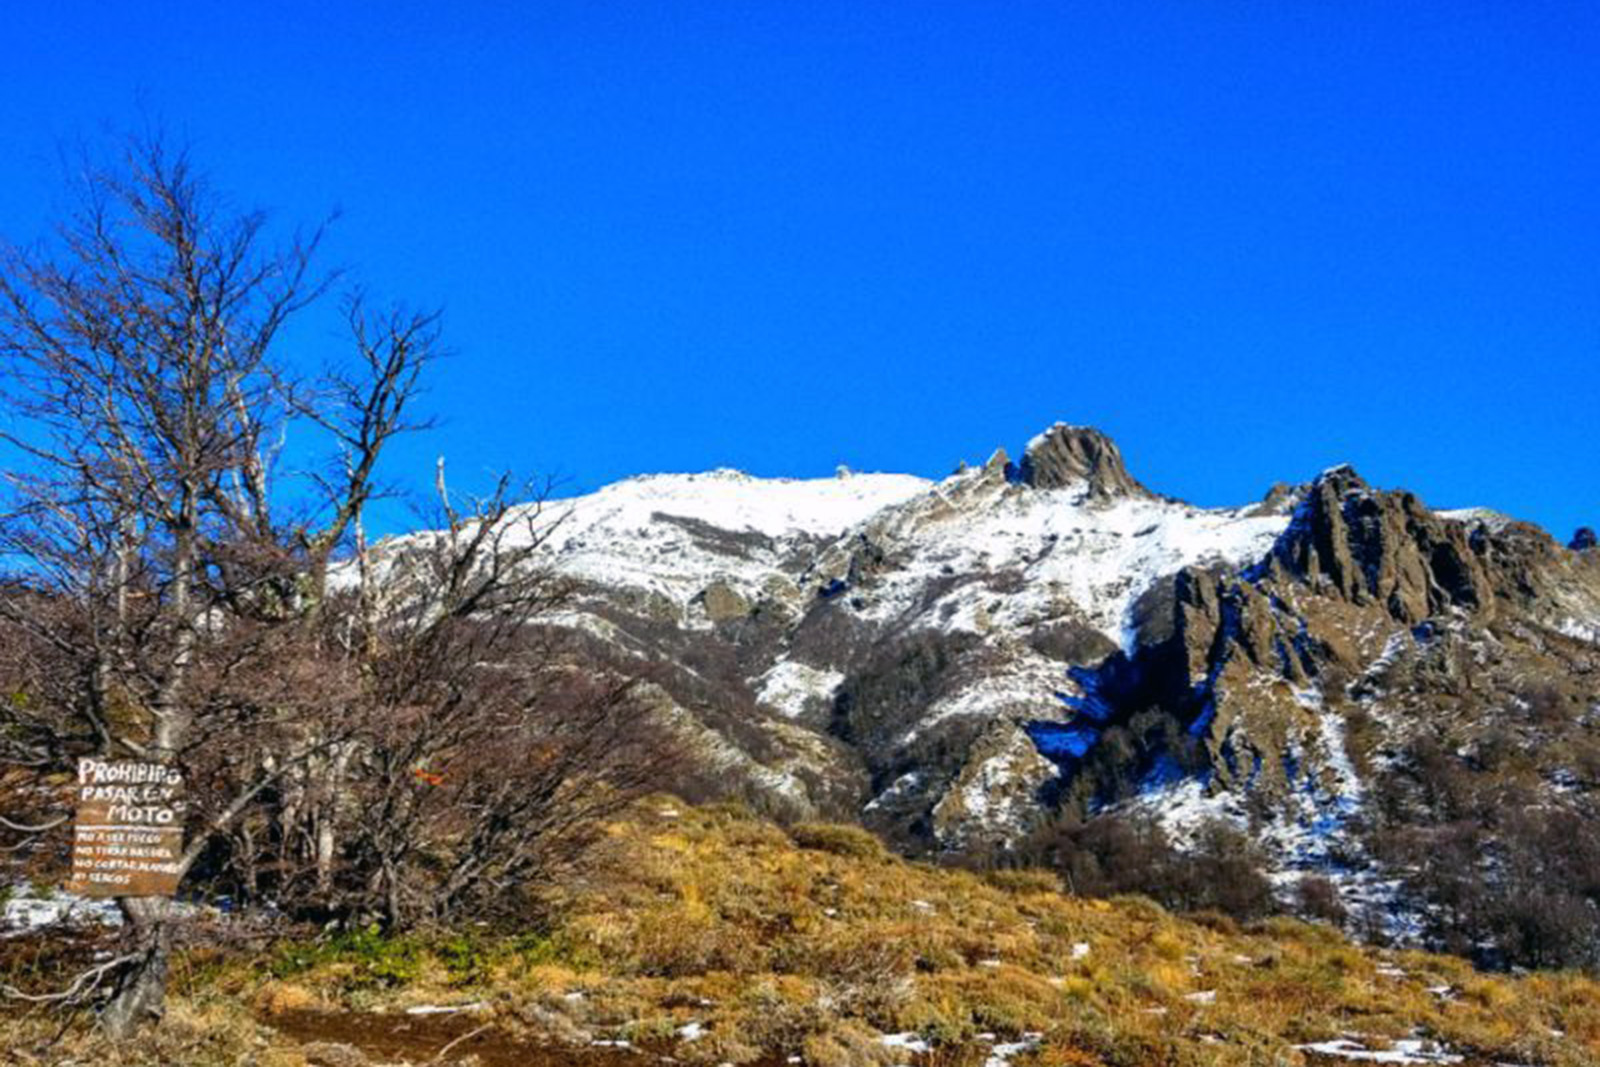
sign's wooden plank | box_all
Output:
[66,758,185,898]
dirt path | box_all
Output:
[268,1009,660,1067]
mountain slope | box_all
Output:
[16,802,1600,1066]
[366,423,1600,957]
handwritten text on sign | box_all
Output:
[67,758,185,898]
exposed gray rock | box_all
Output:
[1264,466,1488,624]
[698,580,752,621]
[1018,423,1150,499]
[302,1044,370,1067]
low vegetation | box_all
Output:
[6,799,1598,1065]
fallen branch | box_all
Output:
[0,952,142,1007]
[432,1022,492,1063]
[0,813,68,833]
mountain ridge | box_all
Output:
[366,422,1600,964]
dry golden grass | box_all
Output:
[6,798,1599,1066]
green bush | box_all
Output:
[436,933,491,986]
[268,926,423,988]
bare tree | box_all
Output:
[326,476,675,928]
[205,474,680,931]
[0,136,672,1034]
[0,135,413,1034]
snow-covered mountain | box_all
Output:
[373,423,1600,944]
[517,467,933,613]
[453,426,1298,837]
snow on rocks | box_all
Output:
[862,771,923,813]
[1438,507,1515,532]
[1557,616,1600,644]
[836,465,1288,650]
[1114,728,1424,945]
[897,653,1068,744]
[526,469,928,601]
[1118,773,1248,846]
[543,468,931,547]
[355,467,930,620]
[928,722,1058,848]
[755,660,844,719]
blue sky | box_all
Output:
[2,2,1596,538]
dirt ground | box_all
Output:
[269,1009,661,1066]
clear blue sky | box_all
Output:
[2,2,1596,538]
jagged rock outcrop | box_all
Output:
[1139,465,1597,708]
[1017,423,1150,499]
[1263,466,1489,624]
[1054,462,1600,856]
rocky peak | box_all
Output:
[1017,423,1150,499]
[1268,465,1488,624]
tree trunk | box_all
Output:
[100,898,174,1037]
[315,743,352,896]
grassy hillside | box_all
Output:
[5,800,1597,1066]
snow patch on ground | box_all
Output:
[881,1030,1041,1067]
[3,884,121,935]
[983,1032,1044,1066]
[881,1032,931,1056]
[1557,616,1600,644]
[1295,1036,1462,1063]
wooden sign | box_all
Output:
[67,758,185,898]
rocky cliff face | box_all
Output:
[1264,466,1490,621]
[368,425,1600,938]
[1061,463,1600,934]
[1017,423,1151,499]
